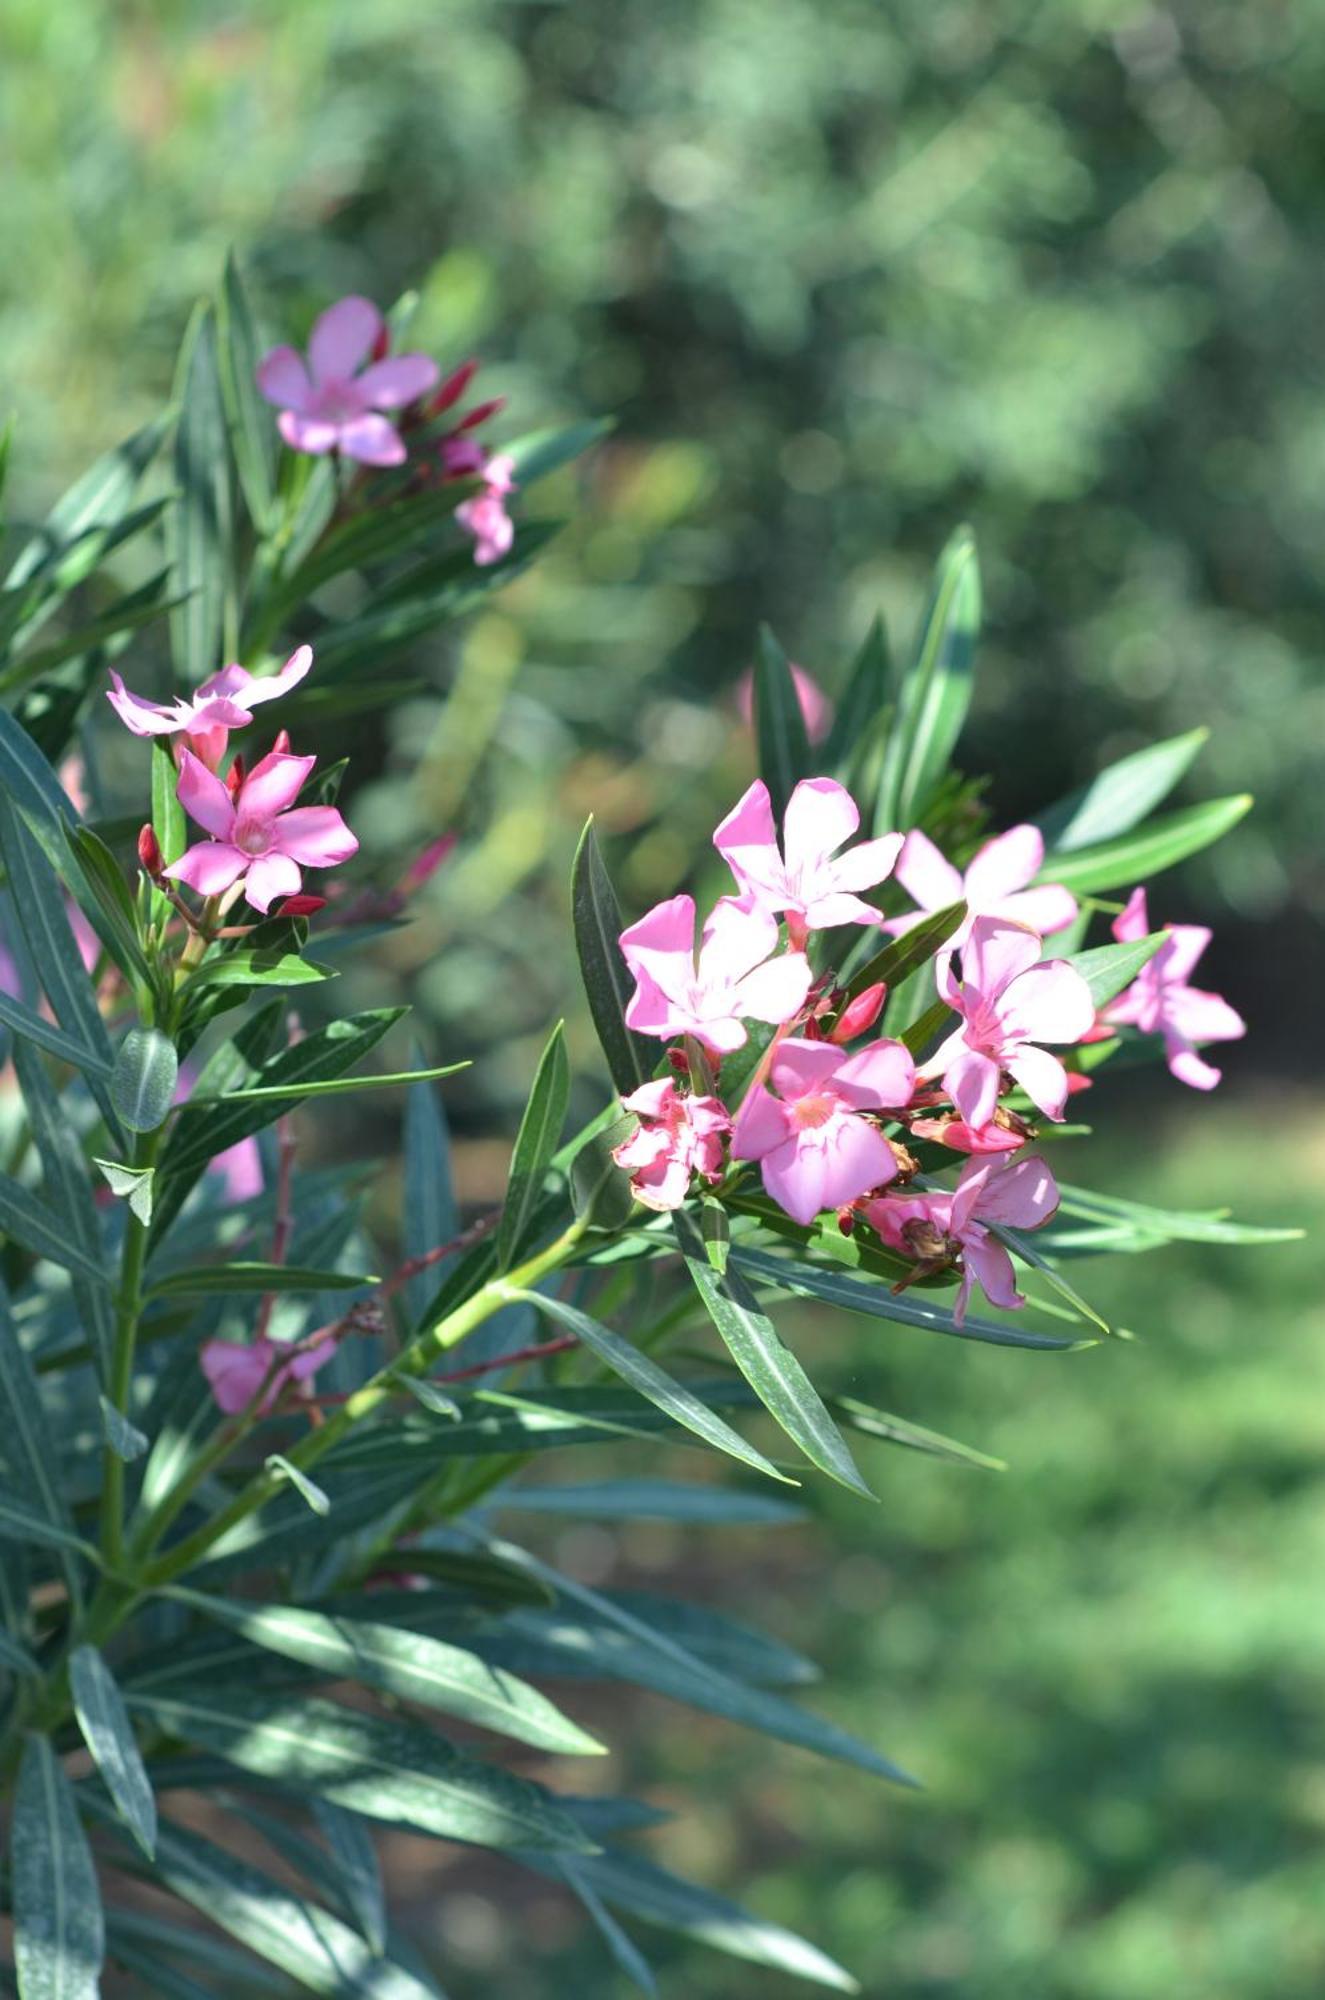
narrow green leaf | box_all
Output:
[729,1245,1077,1350]
[1052,1181,1304,1247]
[831,1396,1006,1470]
[401,1377,462,1419]
[404,1067,459,1324]
[310,1801,387,1957]
[4,411,170,590]
[111,1026,178,1133]
[169,302,233,681]
[1064,933,1166,1009]
[10,1040,116,1377]
[124,1688,597,1853]
[151,735,188,869]
[14,1736,104,1998]
[265,1454,330,1516]
[185,945,335,990]
[571,818,653,1095]
[505,1289,795,1487]
[1036,727,1209,851]
[498,1479,805,1524]
[496,1022,571,1271]
[824,613,891,781]
[884,526,980,826]
[844,900,966,1002]
[217,251,277,531]
[1037,793,1253,895]
[185,1061,465,1104]
[504,416,613,487]
[558,1856,659,1998]
[0,1176,105,1283]
[64,824,151,987]
[148,1262,374,1300]
[0,1490,97,1558]
[901,996,953,1056]
[0,1625,40,1677]
[0,794,116,1094]
[675,1212,872,1496]
[0,704,79,837]
[100,1397,149,1462]
[70,1646,157,1858]
[753,623,811,824]
[0,988,112,1078]
[0,582,182,693]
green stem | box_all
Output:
[101,1126,165,1571]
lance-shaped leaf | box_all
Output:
[0,1176,108,1285]
[504,416,614,487]
[753,623,811,825]
[496,1021,570,1271]
[151,735,188,870]
[10,1040,115,1375]
[879,526,980,828]
[100,1397,149,1462]
[105,1909,292,1999]
[217,251,277,532]
[558,1856,659,1997]
[63,822,153,989]
[1037,793,1252,895]
[1063,932,1166,1009]
[13,1735,105,1999]
[184,1060,465,1104]
[123,1688,597,1852]
[0,704,79,836]
[675,1212,872,1497]
[572,818,653,1094]
[171,1593,606,1757]
[830,1396,1006,1470]
[4,410,170,592]
[498,1479,805,1525]
[404,1066,459,1324]
[0,794,116,1100]
[503,1290,794,1486]
[311,1801,387,1958]
[185,946,334,991]
[111,1026,179,1133]
[0,987,112,1077]
[147,1262,375,1300]
[843,899,967,1003]
[169,301,233,682]
[824,613,891,781]
[1050,1182,1303,1247]
[1036,727,1209,851]
[728,1245,1078,1350]
[70,1646,157,1858]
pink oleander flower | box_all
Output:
[861,1151,1060,1326]
[884,824,1078,946]
[167,746,358,914]
[736,663,833,745]
[455,452,517,565]
[732,1035,916,1226]
[1103,887,1245,1090]
[200,1332,335,1416]
[612,1079,732,1211]
[906,1110,1027,1155]
[107,649,313,771]
[920,917,1095,1128]
[256,296,439,466]
[714,778,903,940]
[211,1136,264,1203]
[620,893,812,1055]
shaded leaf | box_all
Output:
[753,623,811,824]
[496,1022,570,1271]
[571,818,653,1094]
[70,1646,157,1858]
[13,1735,104,1999]
[169,302,232,682]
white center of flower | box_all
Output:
[233,815,272,858]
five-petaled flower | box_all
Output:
[107,648,312,771]
[455,452,517,566]
[884,823,1078,949]
[861,1151,1060,1325]
[257,296,438,466]
[714,778,903,941]
[200,1332,335,1416]
[612,1079,732,1211]
[620,893,811,1055]
[1103,887,1245,1090]
[167,746,358,914]
[732,1035,916,1226]
[920,916,1095,1128]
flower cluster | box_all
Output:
[614,773,1245,1323]
[255,293,518,566]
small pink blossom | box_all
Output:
[454,453,517,566]
[1103,887,1245,1090]
[714,778,903,938]
[731,1036,916,1226]
[211,1137,264,1203]
[861,1151,1060,1325]
[906,1111,1027,1156]
[107,649,312,771]
[200,1332,335,1416]
[256,296,439,466]
[620,894,812,1056]
[612,1079,732,1210]
[736,664,833,745]
[884,824,1078,947]
[167,746,358,914]
[920,917,1095,1128]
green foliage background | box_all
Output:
[1,1,1319,1992]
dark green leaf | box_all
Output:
[0,795,116,1099]
[1037,793,1252,894]
[70,1646,157,1858]
[185,1061,464,1104]
[13,1736,104,1999]
[63,824,151,988]
[169,303,233,682]
[0,987,112,1078]
[729,1245,1078,1350]
[111,1026,178,1133]
[831,1396,1006,1470]
[844,900,966,1002]
[217,251,277,532]
[753,623,811,824]
[148,1262,374,1300]
[186,945,335,990]
[404,1067,459,1324]
[496,1022,570,1271]
[10,1039,116,1377]
[311,1801,387,1958]
[1064,933,1165,1009]
[824,613,891,780]
[883,525,980,826]
[498,1479,805,1524]
[152,735,188,870]
[0,1175,105,1284]
[571,818,653,1094]
[504,417,613,486]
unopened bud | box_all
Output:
[837,1207,856,1236]
[270,728,292,757]
[371,323,391,362]
[830,981,887,1044]
[226,756,246,801]
[457,395,506,432]
[399,834,457,898]
[667,1048,691,1075]
[276,894,327,918]
[137,824,164,880]
[429,359,479,417]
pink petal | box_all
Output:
[999,962,1096,1047]
[212,1136,264,1202]
[1111,887,1149,945]
[357,354,441,409]
[105,672,180,738]
[307,296,383,384]
[698,896,781,988]
[337,413,407,467]
[620,894,698,976]
[1169,986,1245,1045]
[999,884,1079,937]
[731,1085,793,1161]
[1168,1043,1223,1090]
[165,842,249,898]
[781,778,859,880]
[271,805,358,867]
[624,966,693,1040]
[1156,923,1211,986]
[287,1336,335,1384]
[176,750,236,840]
[801,890,888,930]
[244,852,302,914]
[965,824,1044,905]
[960,1231,1023,1315]
[946,1047,1002,1129]
[732,950,813,1027]
[200,1338,271,1415]
[961,918,1042,1003]
[832,1038,916,1110]
[234,645,314,709]
[278,410,340,456]
[954,1152,1059,1232]
[620,1079,676,1120]
[713,781,785,905]
[693,1014,750,1056]
[237,751,316,824]
[255,345,312,411]
[761,1114,896,1227]
[894,829,964,913]
[826,831,905,897]
[768,1038,848,1100]
[1004,1044,1070,1122]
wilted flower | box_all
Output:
[861,1151,1060,1324]
[200,1332,335,1416]
[455,452,517,565]
[613,1079,732,1210]
[715,778,903,940]
[168,746,358,914]
[620,893,811,1055]
[732,1035,916,1226]
[107,648,312,771]
[885,824,1078,947]
[920,917,1095,1127]
[257,296,438,466]
[1103,887,1245,1090]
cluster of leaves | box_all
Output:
[0,268,1288,2000]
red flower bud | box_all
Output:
[270,728,292,757]
[225,756,246,801]
[371,323,391,362]
[830,981,887,1044]
[398,834,457,898]
[667,1047,691,1075]
[275,894,327,918]
[428,359,479,417]
[137,824,164,880]
[456,395,506,433]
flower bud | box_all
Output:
[137,824,164,881]
[370,323,391,363]
[667,1047,691,1075]
[276,894,327,918]
[830,981,887,1044]
[226,755,246,801]
[457,395,506,432]
[428,359,479,417]
[398,834,457,898]
[270,729,292,757]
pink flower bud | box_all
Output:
[137,824,164,881]
[457,396,506,432]
[830,982,886,1044]
[429,360,479,417]
[398,835,457,898]
[276,894,327,918]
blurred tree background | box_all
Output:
[2,0,1321,1993]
